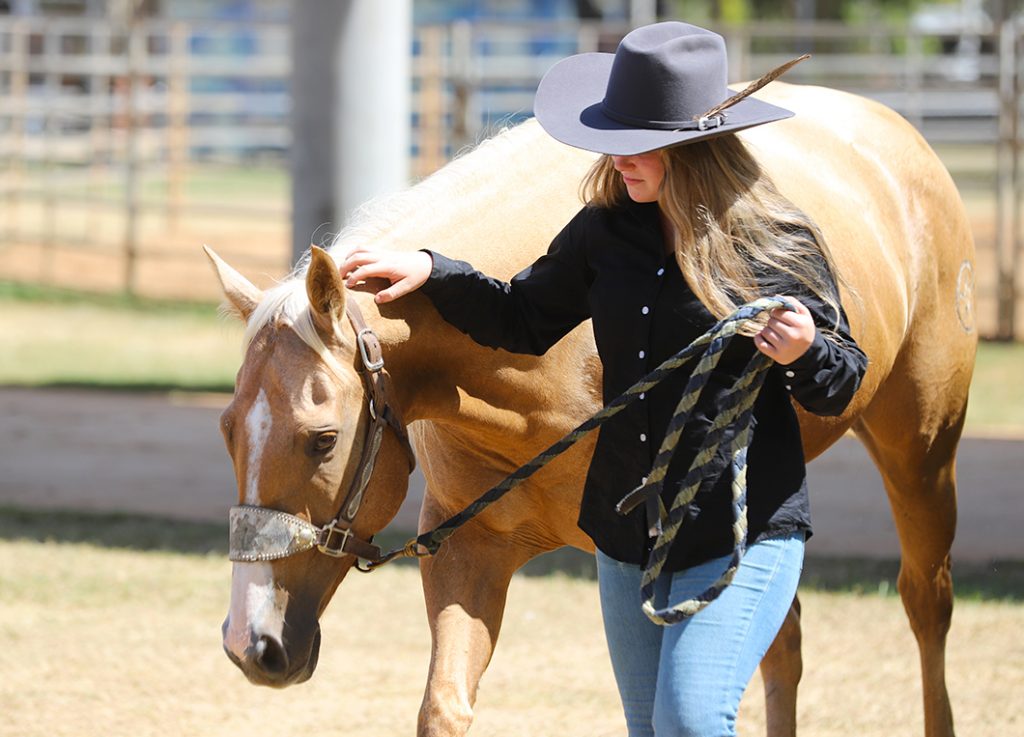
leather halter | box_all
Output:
[228,299,416,566]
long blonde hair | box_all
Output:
[581,134,845,329]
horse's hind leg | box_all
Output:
[855,385,966,737]
[759,595,802,737]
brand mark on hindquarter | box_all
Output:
[956,260,975,334]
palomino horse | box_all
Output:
[209,83,975,737]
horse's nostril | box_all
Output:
[253,634,289,676]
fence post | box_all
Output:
[6,20,28,248]
[122,6,143,296]
[996,17,1020,340]
[166,21,188,234]
[89,21,111,244]
[905,27,924,133]
[414,25,446,179]
[41,24,58,283]
[629,0,657,27]
[449,20,473,153]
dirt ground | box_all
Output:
[1,386,1022,562]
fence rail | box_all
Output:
[0,15,1020,337]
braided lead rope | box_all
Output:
[367,296,789,571]
[640,352,771,624]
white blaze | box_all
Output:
[224,389,287,660]
[244,388,272,505]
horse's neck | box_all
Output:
[352,239,596,457]
[342,121,596,430]
[358,290,553,431]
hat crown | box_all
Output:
[602,22,728,128]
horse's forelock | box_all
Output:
[241,278,349,382]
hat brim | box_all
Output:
[533,53,795,156]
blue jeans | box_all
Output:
[596,532,805,737]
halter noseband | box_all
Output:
[228,299,416,566]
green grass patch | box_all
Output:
[967,340,1024,432]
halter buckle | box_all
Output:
[357,328,384,372]
[316,520,354,558]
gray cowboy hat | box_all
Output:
[534,21,805,155]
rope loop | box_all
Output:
[372,297,791,623]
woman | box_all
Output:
[341,22,867,737]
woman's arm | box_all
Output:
[339,213,593,356]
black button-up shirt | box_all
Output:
[420,198,867,572]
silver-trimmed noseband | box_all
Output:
[228,504,368,562]
[229,505,320,562]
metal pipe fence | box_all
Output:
[0,15,1019,337]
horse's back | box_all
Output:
[748,83,974,340]
[743,84,976,454]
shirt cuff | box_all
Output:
[417,249,450,297]
[778,331,830,390]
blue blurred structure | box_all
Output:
[416,0,578,24]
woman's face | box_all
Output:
[611,151,665,203]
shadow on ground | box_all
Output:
[3,506,1020,601]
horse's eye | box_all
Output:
[313,431,338,453]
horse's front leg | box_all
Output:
[759,595,803,737]
[416,517,530,737]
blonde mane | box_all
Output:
[240,121,548,362]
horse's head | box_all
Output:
[206,245,415,687]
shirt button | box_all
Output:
[785,384,793,391]
[639,392,645,400]
[641,306,649,315]
[640,433,647,442]
[656,267,665,276]
[638,350,645,359]
[784,370,795,378]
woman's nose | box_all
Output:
[611,155,633,170]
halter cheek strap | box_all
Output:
[227,299,416,565]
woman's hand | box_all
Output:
[754,297,816,365]
[339,249,433,304]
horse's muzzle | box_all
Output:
[222,617,321,688]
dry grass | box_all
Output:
[1,538,1021,737]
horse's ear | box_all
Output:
[306,245,347,336]
[203,245,261,321]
